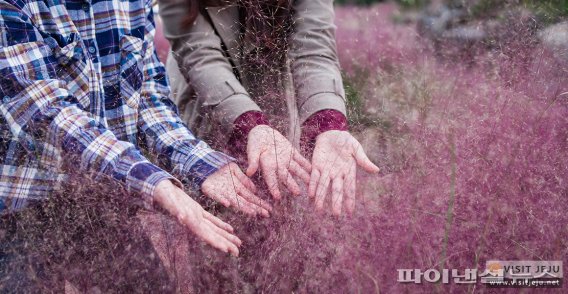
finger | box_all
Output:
[203,211,235,233]
[234,168,258,193]
[280,169,301,196]
[236,184,272,214]
[229,195,259,216]
[204,218,242,246]
[289,160,311,184]
[315,170,331,210]
[331,176,344,216]
[209,193,231,208]
[225,239,240,257]
[246,147,263,177]
[353,142,380,173]
[344,162,357,215]
[308,169,320,198]
[293,149,312,172]
[263,168,282,200]
[189,220,239,257]
[202,227,240,257]
[234,193,267,217]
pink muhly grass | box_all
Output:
[4,2,566,293]
[150,4,567,292]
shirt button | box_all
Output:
[82,3,89,11]
[88,46,96,54]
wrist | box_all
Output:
[228,111,270,156]
[249,124,272,135]
[155,178,177,193]
[153,179,179,207]
[315,129,347,142]
[199,161,230,191]
[301,109,349,152]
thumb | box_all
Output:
[246,147,262,177]
[354,143,380,173]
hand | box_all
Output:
[246,125,312,200]
[153,180,241,256]
[202,163,272,217]
[309,130,380,215]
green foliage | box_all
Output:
[335,0,428,8]
[469,0,505,17]
[396,0,429,8]
[334,0,383,5]
[335,0,568,15]
[523,0,568,22]
[343,75,369,127]
[343,73,389,131]
[470,0,568,21]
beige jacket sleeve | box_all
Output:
[159,0,347,128]
[158,0,261,130]
[290,0,347,124]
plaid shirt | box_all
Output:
[0,0,233,212]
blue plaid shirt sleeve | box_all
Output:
[137,2,233,188]
[0,0,176,201]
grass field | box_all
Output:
[4,2,566,293]
[148,3,568,292]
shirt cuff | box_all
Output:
[227,111,270,157]
[175,142,235,189]
[126,161,182,205]
[301,109,349,152]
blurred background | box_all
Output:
[150,0,568,292]
[2,1,566,293]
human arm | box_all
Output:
[291,0,379,215]
[158,0,261,131]
[158,0,311,200]
[139,0,268,216]
[0,0,173,202]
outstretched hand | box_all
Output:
[202,162,272,217]
[246,125,312,200]
[153,180,241,256]
[309,130,380,215]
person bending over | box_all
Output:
[0,0,271,284]
[159,0,380,215]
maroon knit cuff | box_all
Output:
[301,109,349,152]
[227,111,270,157]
